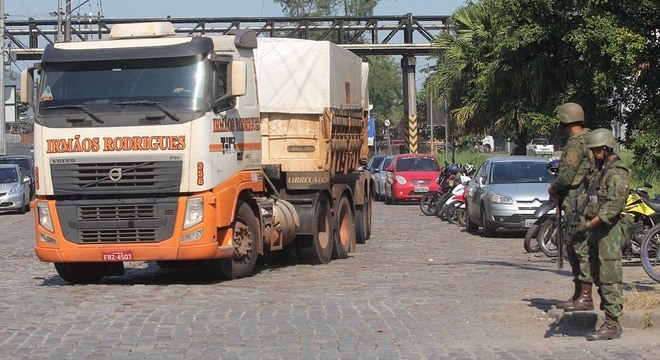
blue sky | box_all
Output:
[7,1,466,19]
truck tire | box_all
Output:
[356,196,372,244]
[54,262,108,284]
[333,195,355,259]
[213,201,260,280]
[297,194,333,264]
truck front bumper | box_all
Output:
[33,195,235,263]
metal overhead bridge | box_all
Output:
[5,13,451,153]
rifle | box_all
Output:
[557,199,563,269]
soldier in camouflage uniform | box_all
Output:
[573,128,630,341]
[547,103,594,311]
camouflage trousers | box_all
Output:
[589,219,624,320]
[563,194,593,284]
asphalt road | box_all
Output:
[0,202,658,359]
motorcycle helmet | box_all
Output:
[547,157,561,176]
[447,164,460,175]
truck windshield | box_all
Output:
[37,56,211,126]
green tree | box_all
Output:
[274,0,377,16]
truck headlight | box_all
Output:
[183,197,204,230]
[37,201,54,232]
[9,185,21,194]
[395,175,407,185]
[490,192,514,204]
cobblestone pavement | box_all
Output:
[0,202,658,359]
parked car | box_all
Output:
[525,138,554,156]
[373,155,394,201]
[365,155,387,175]
[0,164,32,214]
[384,154,441,204]
[465,156,553,236]
[0,155,35,200]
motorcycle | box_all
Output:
[420,163,461,216]
[524,157,560,253]
[537,185,660,260]
[440,175,471,224]
[622,184,660,258]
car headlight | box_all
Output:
[37,201,54,232]
[395,175,407,185]
[183,197,204,230]
[9,185,21,194]
[490,192,514,204]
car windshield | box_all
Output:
[37,56,211,126]
[0,168,18,183]
[396,157,439,171]
[490,162,553,184]
[533,139,549,145]
[370,157,385,170]
[381,157,394,170]
[0,158,31,174]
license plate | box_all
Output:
[524,219,536,228]
[102,251,133,261]
[414,186,429,193]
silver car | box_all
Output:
[465,156,552,236]
[373,155,394,201]
[0,164,31,214]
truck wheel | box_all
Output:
[218,201,260,279]
[356,196,372,244]
[54,262,108,284]
[297,194,333,264]
[333,195,355,259]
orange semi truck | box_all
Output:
[20,22,372,284]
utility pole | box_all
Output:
[57,0,63,42]
[0,0,6,155]
[65,0,72,42]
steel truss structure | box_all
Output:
[5,13,450,153]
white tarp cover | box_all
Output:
[255,38,364,114]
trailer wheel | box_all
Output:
[297,194,333,264]
[356,195,372,244]
[333,195,355,259]
[213,201,259,280]
[54,262,109,284]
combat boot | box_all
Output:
[563,282,594,312]
[557,279,581,310]
[586,316,622,341]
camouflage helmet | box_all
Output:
[585,128,616,149]
[556,102,585,124]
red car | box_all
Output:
[384,154,441,204]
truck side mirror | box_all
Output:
[228,60,247,97]
[20,69,34,106]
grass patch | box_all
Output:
[435,150,492,169]
[625,287,660,310]
[619,149,659,197]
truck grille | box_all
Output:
[78,204,156,220]
[56,198,178,244]
[80,228,157,243]
[51,161,182,195]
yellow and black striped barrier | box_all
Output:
[405,114,418,153]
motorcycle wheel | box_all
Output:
[640,224,660,283]
[456,208,467,227]
[419,193,437,216]
[447,202,463,225]
[435,193,452,219]
[524,221,542,253]
[537,219,559,257]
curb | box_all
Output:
[547,308,659,330]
